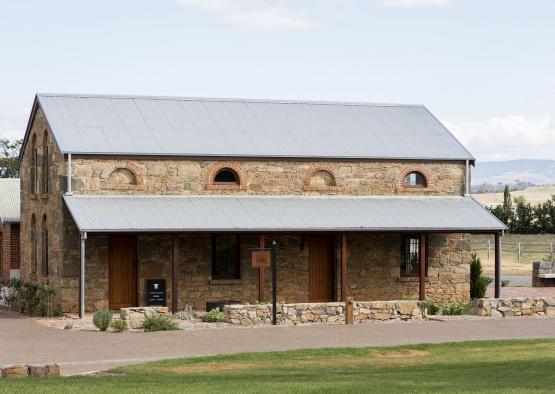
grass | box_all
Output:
[3,339,555,393]
[472,185,555,206]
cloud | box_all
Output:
[445,115,555,161]
[176,0,319,30]
[381,0,453,6]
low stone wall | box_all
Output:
[354,301,425,323]
[224,300,427,325]
[120,306,170,329]
[474,297,555,318]
[1,364,60,378]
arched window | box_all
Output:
[31,135,38,194]
[214,168,239,184]
[403,171,427,187]
[31,214,37,274]
[309,170,336,187]
[42,130,49,194]
[41,215,49,276]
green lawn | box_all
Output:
[3,339,555,393]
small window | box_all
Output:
[403,171,426,187]
[401,235,420,276]
[41,215,49,276]
[211,234,240,280]
[42,130,49,194]
[31,214,37,274]
[214,168,239,184]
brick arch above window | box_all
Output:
[303,165,340,191]
[100,161,144,190]
[396,167,432,192]
[206,162,247,190]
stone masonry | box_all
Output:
[474,297,555,318]
[224,300,426,325]
[19,106,471,313]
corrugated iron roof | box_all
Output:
[0,178,20,223]
[36,94,474,161]
[63,195,505,233]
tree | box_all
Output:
[470,253,492,299]
[0,138,22,178]
[513,196,534,234]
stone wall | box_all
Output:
[474,297,555,317]
[70,157,466,197]
[224,300,426,325]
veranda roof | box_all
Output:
[63,195,506,233]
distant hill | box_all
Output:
[473,160,555,185]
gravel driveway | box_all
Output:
[1,309,555,376]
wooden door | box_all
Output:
[109,235,137,309]
[308,235,334,302]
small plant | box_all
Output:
[63,321,73,330]
[441,302,472,316]
[93,309,113,331]
[141,314,179,332]
[470,253,493,299]
[202,307,225,323]
[426,299,440,315]
[111,319,128,333]
[173,311,194,321]
[501,279,510,287]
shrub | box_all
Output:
[426,299,440,315]
[1,279,60,317]
[470,253,493,299]
[442,302,472,316]
[202,307,225,323]
[173,311,194,321]
[501,279,510,287]
[141,314,179,332]
[93,309,113,331]
[111,319,128,333]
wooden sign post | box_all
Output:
[251,242,278,325]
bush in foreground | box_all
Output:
[202,307,225,323]
[111,319,128,333]
[93,309,113,331]
[141,315,179,332]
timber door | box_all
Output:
[109,235,138,309]
[308,235,335,302]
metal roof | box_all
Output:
[63,195,505,233]
[35,93,474,161]
[0,178,20,223]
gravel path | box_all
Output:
[1,309,555,376]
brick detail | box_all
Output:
[396,167,432,192]
[0,223,20,278]
[303,165,340,191]
[206,162,247,190]
[100,161,144,190]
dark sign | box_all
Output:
[146,279,166,307]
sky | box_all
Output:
[0,0,554,162]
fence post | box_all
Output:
[487,240,491,260]
[517,243,521,263]
[551,243,554,261]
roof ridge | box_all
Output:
[36,93,424,108]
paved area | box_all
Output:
[1,309,555,376]
[486,286,555,298]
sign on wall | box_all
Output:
[146,279,166,306]
[251,250,271,268]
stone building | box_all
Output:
[0,178,20,279]
[18,94,506,316]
